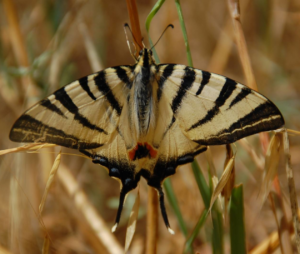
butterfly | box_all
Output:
[9,47,284,234]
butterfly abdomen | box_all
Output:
[133,67,154,136]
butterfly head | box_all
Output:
[136,48,156,68]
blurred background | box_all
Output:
[0,0,300,253]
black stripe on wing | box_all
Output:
[194,102,284,145]
[9,115,103,149]
[79,76,97,101]
[228,87,251,109]
[196,71,211,95]
[54,88,107,134]
[40,99,66,118]
[171,67,196,114]
[157,64,175,101]
[94,71,122,116]
[114,66,133,89]
[188,78,237,131]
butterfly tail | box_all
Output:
[112,188,127,232]
[112,177,137,232]
[157,186,175,235]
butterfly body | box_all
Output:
[131,50,155,138]
[10,47,284,232]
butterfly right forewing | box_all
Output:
[157,64,284,146]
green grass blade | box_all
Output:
[229,184,247,254]
[145,0,165,62]
[184,209,209,254]
[174,0,193,67]
[163,179,188,237]
[145,0,166,33]
[207,166,224,254]
[212,207,224,254]
[191,160,211,209]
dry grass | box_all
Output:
[0,0,300,253]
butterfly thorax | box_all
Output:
[131,48,157,139]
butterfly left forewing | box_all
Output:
[10,66,134,150]
[157,64,284,146]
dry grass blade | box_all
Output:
[205,146,217,176]
[0,143,56,156]
[208,18,233,74]
[2,0,38,99]
[125,187,140,253]
[249,208,299,254]
[229,0,276,149]
[222,145,235,223]
[39,152,61,214]
[3,0,30,67]
[227,0,257,91]
[78,21,104,72]
[258,133,281,203]
[145,187,158,254]
[269,191,293,254]
[57,163,123,254]
[209,155,235,212]
[287,129,300,136]
[0,245,11,254]
[227,0,272,154]
[283,130,300,253]
[42,235,50,254]
[249,230,280,254]
[238,138,264,170]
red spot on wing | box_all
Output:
[128,142,157,160]
[145,143,157,158]
[128,144,139,160]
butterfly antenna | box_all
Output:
[124,24,136,60]
[150,24,174,50]
[124,23,143,53]
[157,186,175,234]
[131,42,137,57]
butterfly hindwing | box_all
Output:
[157,64,284,146]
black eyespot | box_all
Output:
[139,50,143,56]
[124,178,132,186]
[109,168,120,177]
[150,50,153,55]
[92,156,108,167]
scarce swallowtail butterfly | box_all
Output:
[10,46,284,234]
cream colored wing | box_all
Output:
[149,87,207,180]
[156,64,284,146]
[10,66,134,150]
